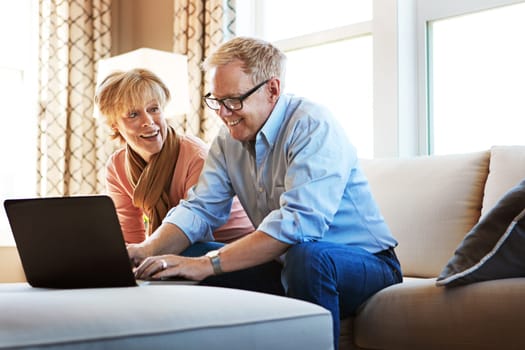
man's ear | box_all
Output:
[267,78,281,102]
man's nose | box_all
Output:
[217,104,232,117]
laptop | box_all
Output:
[4,195,195,289]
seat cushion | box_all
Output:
[0,283,333,350]
[354,277,525,350]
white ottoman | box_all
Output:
[0,283,333,349]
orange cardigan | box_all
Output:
[106,134,254,244]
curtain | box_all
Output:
[173,0,236,143]
[37,0,116,196]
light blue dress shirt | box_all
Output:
[164,93,397,253]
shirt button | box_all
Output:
[258,187,264,193]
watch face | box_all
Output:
[206,250,219,258]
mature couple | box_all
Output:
[95,36,402,348]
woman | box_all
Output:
[94,68,254,244]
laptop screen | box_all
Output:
[4,195,137,289]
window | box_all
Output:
[238,0,525,158]
[236,0,373,157]
[427,2,525,154]
[0,0,38,245]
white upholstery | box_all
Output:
[0,283,333,350]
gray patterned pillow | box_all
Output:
[436,179,525,287]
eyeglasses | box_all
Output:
[203,79,270,111]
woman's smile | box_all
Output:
[140,129,160,139]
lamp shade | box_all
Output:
[94,47,190,119]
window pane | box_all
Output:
[430,3,525,155]
[284,36,373,158]
[260,0,371,41]
[0,0,37,245]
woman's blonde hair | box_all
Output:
[94,68,170,143]
[202,36,287,86]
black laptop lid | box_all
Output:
[4,195,137,289]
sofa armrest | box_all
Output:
[0,246,26,282]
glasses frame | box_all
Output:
[203,79,270,111]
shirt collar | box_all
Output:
[257,94,290,148]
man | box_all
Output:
[128,36,402,347]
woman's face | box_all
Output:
[113,99,168,162]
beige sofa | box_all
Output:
[338,145,525,350]
[2,146,525,349]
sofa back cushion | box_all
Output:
[482,145,525,216]
[360,151,489,278]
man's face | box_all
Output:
[208,60,278,142]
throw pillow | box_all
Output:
[436,178,525,287]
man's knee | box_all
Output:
[283,243,335,292]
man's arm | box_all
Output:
[131,229,289,281]
[214,230,290,273]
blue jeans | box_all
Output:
[283,242,402,348]
[183,242,402,349]
[180,241,224,257]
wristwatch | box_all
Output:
[205,249,223,275]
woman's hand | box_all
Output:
[126,242,153,268]
[126,222,192,268]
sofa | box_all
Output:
[338,145,525,349]
[2,145,525,349]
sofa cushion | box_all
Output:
[436,179,525,287]
[354,277,525,350]
[482,145,525,215]
[360,151,489,278]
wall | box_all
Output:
[111,0,174,55]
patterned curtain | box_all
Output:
[173,0,236,143]
[37,0,116,196]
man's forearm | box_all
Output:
[216,230,290,273]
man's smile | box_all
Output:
[226,118,242,127]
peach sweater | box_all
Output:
[106,134,254,244]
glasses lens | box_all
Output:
[223,99,242,111]
[205,98,220,110]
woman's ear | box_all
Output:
[110,124,120,137]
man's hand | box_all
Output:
[133,254,213,281]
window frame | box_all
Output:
[416,0,525,154]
